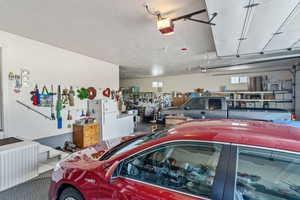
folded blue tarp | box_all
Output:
[271,120,300,128]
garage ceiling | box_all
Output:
[206,0,300,56]
[0,0,216,77]
[0,0,299,79]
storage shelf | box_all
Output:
[227,99,293,102]
[214,90,291,94]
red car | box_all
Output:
[49,119,300,200]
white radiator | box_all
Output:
[0,140,38,192]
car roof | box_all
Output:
[162,119,300,153]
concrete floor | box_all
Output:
[0,171,52,200]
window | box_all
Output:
[208,99,222,110]
[231,76,248,84]
[152,81,163,88]
[235,147,300,200]
[184,98,206,109]
[119,142,222,199]
[239,76,248,83]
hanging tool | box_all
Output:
[67,110,73,120]
[16,100,52,120]
[62,88,69,105]
[56,85,63,129]
[36,85,41,105]
[68,86,75,106]
[111,90,116,100]
[40,85,52,107]
[67,110,73,128]
[50,85,56,120]
[31,84,40,106]
[80,110,85,117]
[86,100,91,117]
[41,85,49,95]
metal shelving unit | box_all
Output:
[229,99,292,102]
[213,90,293,110]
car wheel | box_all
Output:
[59,187,84,200]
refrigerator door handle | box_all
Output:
[102,103,105,125]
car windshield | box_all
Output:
[99,128,169,160]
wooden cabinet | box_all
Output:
[73,123,100,149]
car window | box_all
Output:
[185,98,206,109]
[99,129,169,161]
[235,146,300,200]
[208,99,222,110]
[119,142,222,199]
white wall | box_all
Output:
[121,71,292,93]
[0,31,119,140]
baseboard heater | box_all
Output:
[0,137,39,192]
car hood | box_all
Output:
[161,107,182,115]
[163,107,180,111]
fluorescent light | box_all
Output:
[151,65,164,76]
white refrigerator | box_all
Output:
[90,99,134,140]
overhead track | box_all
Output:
[144,4,217,26]
[289,38,300,49]
[189,53,300,73]
[207,55,300,70]
[172,9,218,26]
[212,68,292,76]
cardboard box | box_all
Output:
[166,116,188,125]
[172,97,189,107]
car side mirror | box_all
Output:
[105,161,120,184]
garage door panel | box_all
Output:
[265,2,300,51]
[239,0,300,54]
[205,0,247,56]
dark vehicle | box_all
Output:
[159,97,293,122]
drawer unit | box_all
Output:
[73,123,100,148]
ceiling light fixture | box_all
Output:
[181,47,188,51]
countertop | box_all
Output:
[117,113,134,119]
